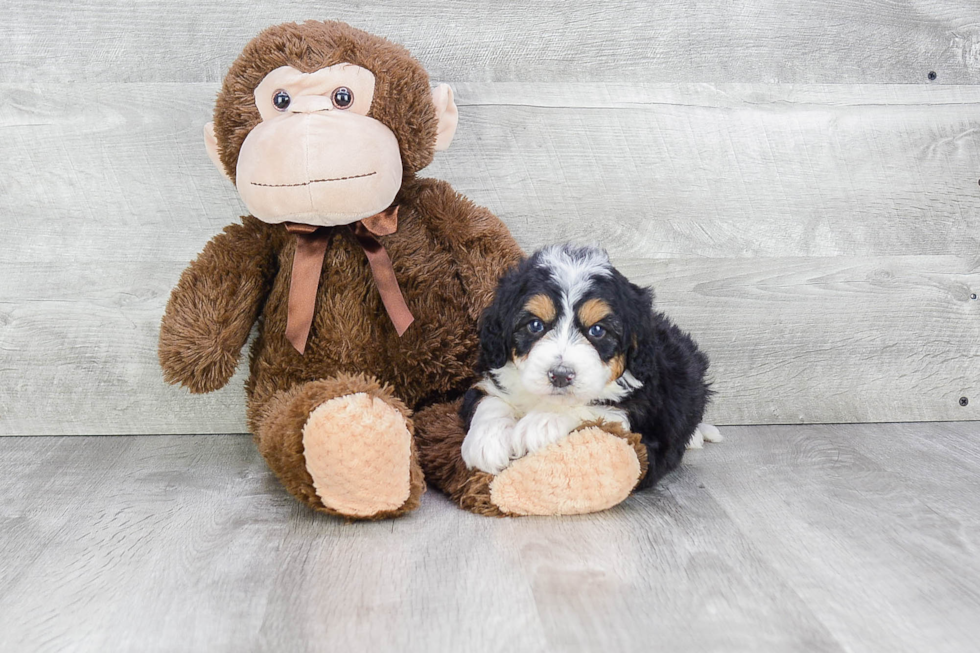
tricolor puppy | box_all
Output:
[460,245,718,489]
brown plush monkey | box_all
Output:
[160,21,645,519]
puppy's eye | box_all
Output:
[527,319,545,334]
[588,324,606,338]
[332,87,354,109]
[272,90,291,111]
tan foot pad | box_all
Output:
[303,393,412,518]
[489,426,641,516]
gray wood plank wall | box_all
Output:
[2,2,979,434]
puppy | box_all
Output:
[460,244,717,490]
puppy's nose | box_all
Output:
[548,366,575,388]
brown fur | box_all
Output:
[524,293,556,322]
[414,401,509,517]
[159,23,523,519]
[158,216,277,394]
[213,21,440,184]
[252,372,425,519]
[577,298,611,327]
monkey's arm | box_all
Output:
[159,216,278,393]
[414,179,524,320]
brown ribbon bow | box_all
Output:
[284,205,414,354]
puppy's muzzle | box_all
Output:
[547,366,576,389]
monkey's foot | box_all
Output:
[415,401,648,517]
[303,392,416,518]
[253,374,424,520]
[489,424,645,516]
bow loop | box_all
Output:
[283,206,414,354]
[359,205,399,236]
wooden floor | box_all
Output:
[1,423,978,652]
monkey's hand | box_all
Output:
[159,217,277,393]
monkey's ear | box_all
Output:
[204,122,232,182]
[432,84,458,151]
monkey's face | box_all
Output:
[231,64,401,226]
[206,22,460,227]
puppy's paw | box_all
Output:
[698,423,724,443]
[687,422,724,449]
[462,419,516,475]
[512,411,578,458]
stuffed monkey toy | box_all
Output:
[159,21,649,519]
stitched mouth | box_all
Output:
[251,171,377,188]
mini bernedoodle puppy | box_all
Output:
[460,244,721,490]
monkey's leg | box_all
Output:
[252,373,424,520]
[415,401,647,517]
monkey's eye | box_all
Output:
[527,319,545,334]
[272,90,291,111]
[588,324,606,338]
[331,86,354,109]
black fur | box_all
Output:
[622,309,712,489]
[590,264,713,488]
[476,254,553,371]
[469,245,712,490]
[459,386,486,431]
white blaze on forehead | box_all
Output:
[535,244,613,349]
[536,245,613,308]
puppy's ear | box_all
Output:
[625,283,660,384]
[478,306,511,371]
[477,264,526,372]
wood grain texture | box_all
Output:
[440,83,980,259]
[619,255,980,425]
[0,253,975,434]
[0,262,251,436]
[2,424,979,651]
[2,81,979,433]
[3,1,980,84]
[4,82,980,264]
[695,423,980,653]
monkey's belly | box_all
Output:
[248,258,479,409]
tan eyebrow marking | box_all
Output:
[578,298,611,327]
[608,353,626,381]
[524,294,556,322]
